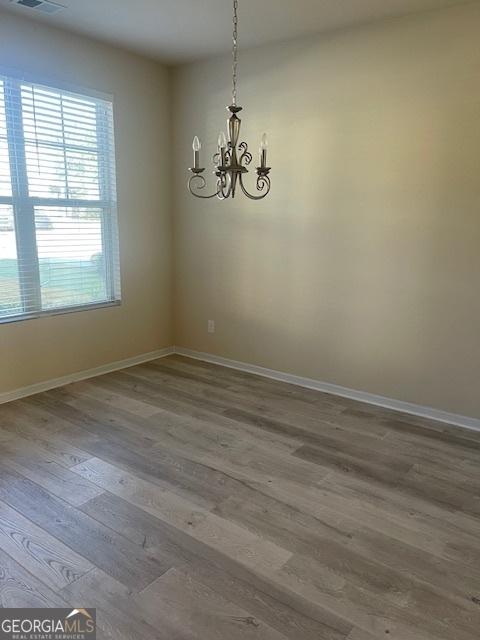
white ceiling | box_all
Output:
[0,0,472,64]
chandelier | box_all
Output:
[188,0,271,200]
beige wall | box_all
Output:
[0,12,172,393]
[2,4,479,419]
[173,2,480,419]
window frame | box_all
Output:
[0,74,121,325]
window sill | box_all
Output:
[0,300,121,325]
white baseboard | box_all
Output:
[174,347,480,433]
[0,346,175,405]
[3,343,479,434]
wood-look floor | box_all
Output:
[1,355,480,639]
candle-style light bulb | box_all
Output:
[192,136,201,170]
[218,132,227,149]
[259,133,268,168]
[218,131,227,167]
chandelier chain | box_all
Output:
[232,0,239,106]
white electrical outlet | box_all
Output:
[208,320,215,334]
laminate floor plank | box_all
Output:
[134,567,290,640]
[72,428,247,508]
[379,431,476,474]
[26,390,160,452]
[293,443,411,485]
[165,355,347,412]
[320,470,480,548]
[70,457,292,575]
[63,380,163,418]
[347,525,480,603]
[148,435,337,518]
[0,399,69,436]
[0,354,479,639]
[0,499,94,591]
[80,492,352,640]
[0,424,93,470]
[167,355,480,443]
[0,444,102,507]
[275,559,443,640]
[346,631,378,640]
[54,391,320,509]
[281,550,480,640]
[220,406,386,458]
[62,374,305,454]
[110,367,321,444]
[0,548,68,608]
[147,424,330,491]
[216,493,480,637]
[213,492,360,561]
[132,361,386,440]
[60,568,167,640]
[126,363,389,444]
[26,393,320,511]
[197,359,466,446]
[94,371,307,452]
[65,381,301,459]
[0,467,171,591]
[294,442,480,514]
[346,408,480,453]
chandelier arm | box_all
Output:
[215,173,230,200]
[239,172,271,200]
[188,174,223,199]
[221,173,233,199]
[238,141,252,166]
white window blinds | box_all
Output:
[0,75,121,322]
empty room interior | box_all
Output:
[0,0,480,638]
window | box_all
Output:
[0,74,120,322]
